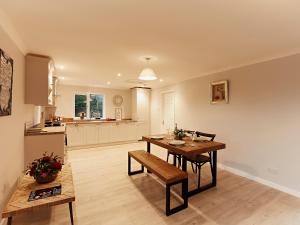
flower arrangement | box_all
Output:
[27,153,62,184]
[174,129,186,140]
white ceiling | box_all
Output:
[1,0,300,89]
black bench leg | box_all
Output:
[128,155,144,175]
[166,179,188,216]
[69,202,74,225]
[166,184,171,215]
[7,217,12,225]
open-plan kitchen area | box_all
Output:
[1,1,300,225]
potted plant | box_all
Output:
[174,129,185,140]
[27,153,62,184]
[79,112,86,120]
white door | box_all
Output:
[162,92,175,133]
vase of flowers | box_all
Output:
[27,153,62,184]
[174,128,185,140]
[79,112,85,120]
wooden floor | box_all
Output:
[11,142,300,225]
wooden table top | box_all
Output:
[2,164,75,218]
[142,135,226,157]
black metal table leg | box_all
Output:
[146,142,152,173]
[173,154,177,167]
[7,217,12,225]
[212,151,217,186]
[147,141,151,153]
[182,156,187,172]
[69,202,74,225]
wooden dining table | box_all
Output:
[142,135,226,197]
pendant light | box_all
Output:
[138,57,157,81]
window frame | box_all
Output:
[74,92,105,119]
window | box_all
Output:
[75,94,104,118]
[75,94,87,117]
[90,94,104,118]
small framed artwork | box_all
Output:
[115,108,122,120]
[210,80,229,104]
[0,48,14,116]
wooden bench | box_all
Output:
[128,150,188,216]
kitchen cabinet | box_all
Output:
[98,123,112,143]
[110,123,122,142]
[66,124,85,147]
[66,121,148,149]
[136,122,149,140]
[25,54,56,106]
[131,88,151,122]
[126,122,138,140]
[84,124,99,145]
[131,88,151,138]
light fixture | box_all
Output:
[117,73,122,77]
[138,57,157,81]
[60,76,65,80]
[58,65,65,70]
[159,79,164,82]
[107,81,111,85]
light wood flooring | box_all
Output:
[11,142,300,225]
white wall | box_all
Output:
[55,84,132,119]
[151,53,300,195]
[0,26,35,221]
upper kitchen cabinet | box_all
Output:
[25,54,56,106]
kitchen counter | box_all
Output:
[25,126,66,136]
[65,120,149,148]
[66,119,136,125]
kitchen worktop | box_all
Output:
[66,119,137,125]
[25,126,66,136]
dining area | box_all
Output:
[128,129,226,216]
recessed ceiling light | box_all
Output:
[58,65,65,70]
[159,79,164,82]
[60,77,65,80]
[107,81,111,85]
[117,73,122,77]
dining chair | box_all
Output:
[167,150,182,168]
[185,130,216,189]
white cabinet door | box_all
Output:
[84,124,99,145]
[98,124,112,143]
[110,123,122,142]
[66,125,85,147]
[136,122,149,140]
[124,123,137,141]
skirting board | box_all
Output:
[220,163,300,198]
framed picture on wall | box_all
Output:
[0,48,14,116]
[210,80,229,104]
[115,108,122,120]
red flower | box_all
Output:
[41,172,48,178]
[52,161,62,170]
[42,156,50,162]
